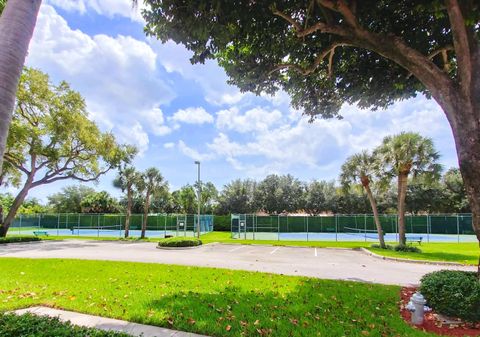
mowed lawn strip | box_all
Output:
[0,258,437,337]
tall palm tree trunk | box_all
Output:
[0,0,42,175]
[397,172,409,246]
[363,182,385,249]
[124,188,132,238]
[141,191,150,239]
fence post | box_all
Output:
[57,214,60,236]
[18,214,22,235]
[456,214,460,243]
[335,214,338,242]
[277,215,280,241]
[77,214,80,237]
[164,214,167,238]
[427,214,430,243]
[364,214,367,242]
[306,215,309,242]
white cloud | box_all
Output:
[117,122,149,155]
[216,107,283,133]
[27,4,175,153]
[163,142,175,149]
[170,107,214,125]
[150,41,247,106]
[46,0,145,22]
[177,141,215,161]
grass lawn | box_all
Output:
[368,243,480,265]
[0,258,441,337]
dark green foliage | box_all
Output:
[213,215,230,231]
[48,186,96,213]
[420,270,480,322]
[394,245,422,253]
[371,244,394,250]
[0,313,132,336]
[80,191,121,214]
[157,237,202,247]
[0,236,40,244]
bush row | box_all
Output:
[370,244,422,253]
[0,313,132,336]
[0,236,41,244]
[157,236,202,247]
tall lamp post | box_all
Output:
[194,161,201,238]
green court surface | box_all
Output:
[0,258,445,337]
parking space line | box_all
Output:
[270,247,280,255]
[315,248,318,257]
[228,246,245,252]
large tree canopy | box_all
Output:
[142,0,477,116]
[0,68,135,236]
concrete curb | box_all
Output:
[13,306,208,337]
[156,245,202,250]
[359,247,469,266]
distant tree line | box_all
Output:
[1,166,468,218]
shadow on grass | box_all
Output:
[131,279,429,337]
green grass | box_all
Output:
[0,258,440,337]
[368,243,480,265]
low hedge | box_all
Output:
[0,313,132,336]
[0,236,41,244]
[370,244,422,253]
[420,270,480,322]
[214,215,230,231]
[157,236,202,247]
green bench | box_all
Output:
[33,231,49,237]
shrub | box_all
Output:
[214,215,230,231]
[0,313,132,336]
[394,245,422,253]
[0,236,41,244]
[420,270,480,322]
[157,236,202,247]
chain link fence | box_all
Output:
[231,214,476,243]
[10,213,214,238]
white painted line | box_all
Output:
[228,245,245,252]
[270,247,280,255]
[315,248,318,257]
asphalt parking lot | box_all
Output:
[0,240,475,285]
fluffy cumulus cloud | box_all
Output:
[46,0,145,22]
[216,107,283,133]
[170,107,214,125]
[177,141,215,161]
[27,4,174,154]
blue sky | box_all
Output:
[16,0,459,202]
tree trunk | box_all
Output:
[141,191,150,239]
[0,0,42,175]
[397,172,409,246]
[124,187,132,238]
[0,179,33,237]
[363,182,386,249]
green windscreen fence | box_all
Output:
[230,214,476,243]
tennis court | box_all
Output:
[231,214,478,243]
[10,213,214,238]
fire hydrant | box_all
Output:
[406,292,427,325]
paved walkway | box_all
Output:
[14,306,206,337]
[0,240,475,285]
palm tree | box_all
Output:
[136,168,168,239]
[113,167,140,238]
[375,132,441,246]
[0,0,42,175]
[340,151,386,249]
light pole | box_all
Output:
[194,161,201,238]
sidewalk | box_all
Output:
[14,307,208,337]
